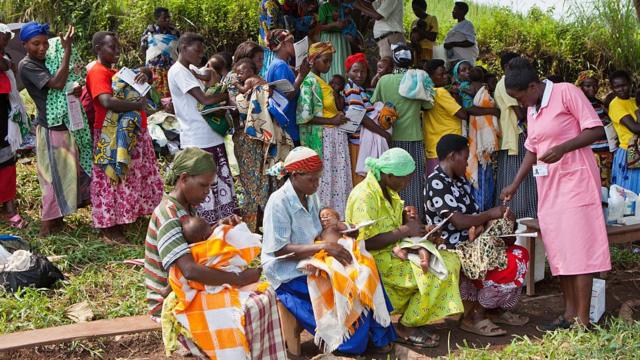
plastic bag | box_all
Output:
[609,185,637,218]
[0,254,64,292]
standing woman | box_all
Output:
[297,42,351,217]
[317,0,350,82]
[608,70,640,193]
[493,52,537,219]
[18,22,88,236]
[258,0,285,77]
[140,7,180,98]
[86,31,163,243]
[501,58,611,328]
[230,40,272,231]
[168,33,238,225]
[343,52,392,185]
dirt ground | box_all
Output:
[2,268,639,360]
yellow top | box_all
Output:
[412,15,439,50]
[422,87,462,159]
[318,74,339,119]
[494,76,522,155]
[609,97,638,150]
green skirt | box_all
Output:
[320,31,351,83]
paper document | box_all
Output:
[66,94,85,131]
[201,105,236,115]
[604,123,618,152]
[268,79,295,93]
[338,107,366,133]
[294,36,309,69]
[340,220,376,233]
[116,67,151,96]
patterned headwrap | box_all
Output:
[266,29,294,52]
[165,147,217,186]
[365,148,416,181]
[308,42,335,63]
[391,43,412,68]
[344,52,368,73]
[575,70,598,87]
[19,21,49,42]
[267,146,323,179]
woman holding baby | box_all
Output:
[143,147,286,359]
[262,146,397,355]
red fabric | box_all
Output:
[86,61,147,130]
[0,165,17,202]
[285,155,323,174]
[344,53,368,73]
[0,72,10,94]
[474,245,529,288]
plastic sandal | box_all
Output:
[8,214,27,229]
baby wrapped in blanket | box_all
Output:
[296,207,390,353]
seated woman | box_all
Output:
[262,146,396,356]
[424,134,529,337]
[144,147,286,359]
[345,148,464,348]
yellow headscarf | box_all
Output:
[308,42,336,63]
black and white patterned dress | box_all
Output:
[424,165,480,248]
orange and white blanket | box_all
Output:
[168,223,262,360]
[297,237,390,353]
[466,85,499,188]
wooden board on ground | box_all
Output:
[0,315,160,352]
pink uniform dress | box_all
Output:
[525,81,611,276]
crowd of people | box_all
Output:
[1,0,637,358]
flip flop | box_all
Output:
[8,214,27,229]
[460,319,507,337]
[417,327,440,342]
[491,311,530,326]
[538,316,573,331]
[395,333,439,348]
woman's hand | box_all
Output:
[218,214,243,227]
[487,205,508,220]
[134,72,149,84]
[60,25,75,52]
[538,144,567,164]
[468,225,484,242]
[323,242,353,266]
[238,268,262,286]
[72,84,82,98]
[503,207,515,221]
[400,219,427,238]
[500,184,517,202]
[330,113,348,126]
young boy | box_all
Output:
[410,0,439,64]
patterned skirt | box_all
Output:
[37,126,90,221]
[391,140,427,221]
[594,150,613,188]
[494,133,537,219]
[232,131,275,231]
[150,66,171,99]
[611,147,640,194]
[459,245,529,310]
[197,143,239,225]
[91,130,163,228]
[319,127,352,218]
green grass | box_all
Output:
[451,318,640,359]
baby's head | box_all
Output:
[233,58,258,83]
[320,207,341,230]
[207,54,228,76]
[182,216,213,244]
[329,74,346,93]
[376,57,394,75]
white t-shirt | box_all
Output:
[444,20,479,64]
[372,0,404,39]
[168,62,224,148]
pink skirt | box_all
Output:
[91,130,163,228]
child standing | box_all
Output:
[410,0,438,64]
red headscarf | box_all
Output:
[344,53,368,73]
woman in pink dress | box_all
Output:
[500,58,611,329]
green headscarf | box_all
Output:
[365,148,416,180]
[165,147,216,186]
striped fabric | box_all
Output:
[244,288,288,360]
[297,237,391,353]
[391,140,427,221]
[145,195,191,318]
[343,80,375,145]
[494,133,538,219]
[169,223,263,360]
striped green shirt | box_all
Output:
[144,195,191,317]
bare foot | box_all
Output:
[39,218,64,237]
[393,245,408,260]
[101,226,127,244]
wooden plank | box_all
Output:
[0,315,160,352]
